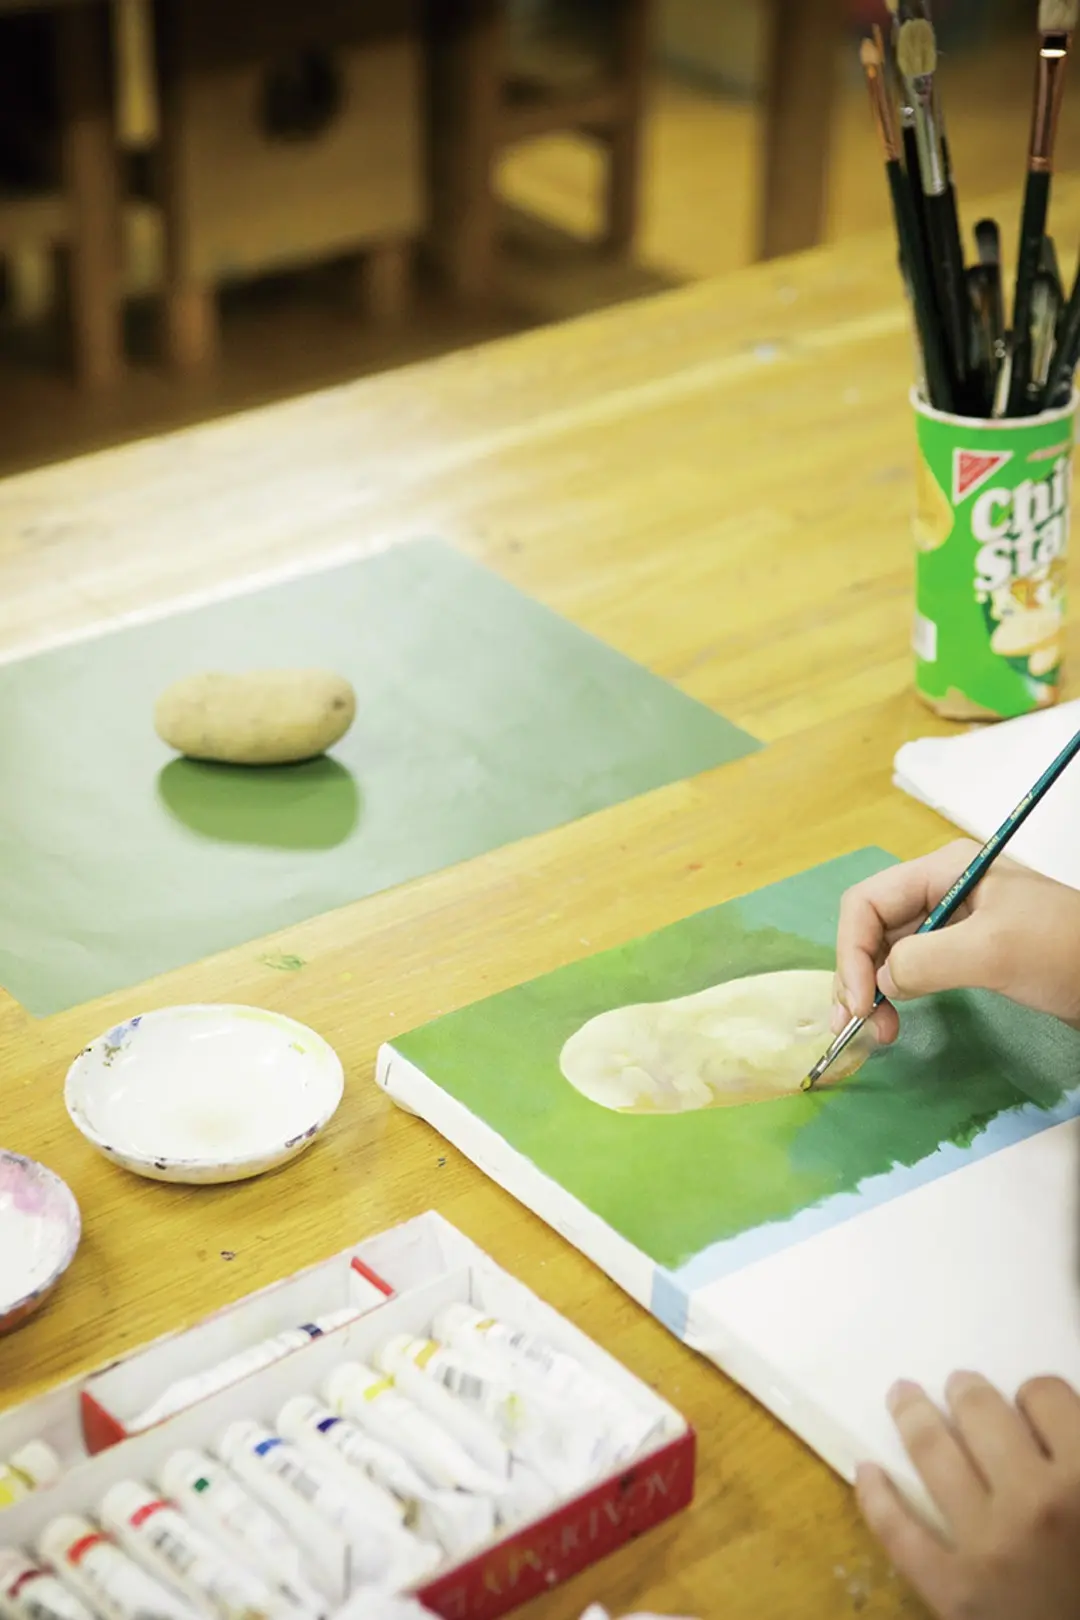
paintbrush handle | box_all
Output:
[803,722,1080,1089]
[925,193,970,404]
[920,724,1080,934]
[1008,171,1052,412]
[1044,258,1080,407]
[889,160,954,410]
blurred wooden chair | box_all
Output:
[154,0,425,370]
[0,3,122,389]
[426,0,844,299]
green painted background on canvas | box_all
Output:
[393,849,1080,1270]
[0,538,757,1017]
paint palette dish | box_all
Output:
[0,1152,81,1336]
[64,1004,344,1184]
[0,1213,693,1620]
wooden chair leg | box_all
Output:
[55,1,123,389]
[359,239,411,322]
[424,0,504,301]
[756,0,843,262]
[156,0,218,371]
[601,0,653,254]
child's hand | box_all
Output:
[833,840,1080,1045]
[857,1374,1080,1620]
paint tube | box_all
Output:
[37,1514,201,1620]
[272,1402,404,1534]
[217,1424,440,1593]
[158,1451,325,1620]
[322,1364,506,1497]
[0,1444,62,1509]
[127,1311,361,1433]
[492,1461,558,1529]
[372,1341,511,1480]
[377,1335,611,1493]
[433,1304,663,1461]
[275,1396,493,1561]
[0,1550,97,1620]
[100,1480,283,1620]
[331,1599,438,1620]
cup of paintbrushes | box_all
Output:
[912,388,1075,720]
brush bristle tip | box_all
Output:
[1040,0,1079,34]
[897,16,937,77]
[860,37,881,67]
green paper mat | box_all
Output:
[0,539,758,1016]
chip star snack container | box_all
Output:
[0,1214,694,1620]
[912,388,1076,720]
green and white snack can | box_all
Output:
[912,389,1075,720]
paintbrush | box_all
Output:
[966,264,997,417]
[1044,247,1080,406]
[1007,0,1078,414]
[897,17,971,409]
[1027,242,1063,409]
[802,723,1080,1091]
[974,218,1006,384]
[861,35,953,410]
[887,2,932,280]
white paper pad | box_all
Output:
[893,699,1080,890]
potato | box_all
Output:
[154,669,356,766]
[559,969,872,1113]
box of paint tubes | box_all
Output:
[0,1213,694,1620]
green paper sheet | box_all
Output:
[0,539,758,1016]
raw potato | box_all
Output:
[559,969,871,1113]
[155,670,356,766]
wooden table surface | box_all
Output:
[4,180,1080,1620]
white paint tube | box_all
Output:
[0,1443,62,1513]
[331,1599,438,1620]
[372,1341,511,1481]
[433,1304,664,1461]
[37,1514,201,1620]
[128,1311,361,1433]
[322,1364,506,1497]
[100,1480,282,1620]
[493,1461,558,1530]
[272,1402,404,1534]
[217,1424,440,1594]
[275,1396,494,1561]
[158,1451,325,1620]
[0,1550,97,1620]
[377,1336,610,1493]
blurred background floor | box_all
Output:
[0,8,1074,477]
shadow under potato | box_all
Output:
[157,757,361,851]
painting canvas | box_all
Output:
[378,848,1080,1335]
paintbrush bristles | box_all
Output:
[1040,0,1078,35]
[897,18,937,79]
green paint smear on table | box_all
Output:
[0,539,757,1017]
[392,849,1080,1271]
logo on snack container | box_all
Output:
[952,448,1013,504]
[969,457,1070,596]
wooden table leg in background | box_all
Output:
[600,0,653,254]
[55,1,123,389]
[424,0,504,301]
[757,0,843,261]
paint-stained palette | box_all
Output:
[0,539,757,1016]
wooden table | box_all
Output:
[3,181,1079,1620]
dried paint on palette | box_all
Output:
[389,849,1080,1276]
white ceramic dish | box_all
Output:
[65,1005,344,1185]
[0,1152,81,1335]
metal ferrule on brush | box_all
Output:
[909,80,946,194]
[1030,35,1070,171]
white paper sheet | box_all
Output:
[893,699,1080,890]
